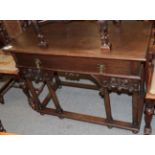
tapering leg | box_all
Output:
[103,89,113,127]
[144,100,154,135]
[132,92,139,126]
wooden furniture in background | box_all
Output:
[0,50,18,104]
[0,20,22,104]
[4,21,152,133]
[144,25,155,134]
[0,21,21,134]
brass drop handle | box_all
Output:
[35,58,42,69]
[97,64,105,74]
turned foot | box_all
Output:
[144,101,154,135]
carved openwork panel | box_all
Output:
[91,75,141,94]
[20,68,55,82]
[101,76,140,93]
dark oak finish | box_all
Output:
[4,21,152,133]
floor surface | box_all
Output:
[0,80,154,135]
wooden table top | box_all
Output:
[5,21,152,61]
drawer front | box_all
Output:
[14,53,141,76]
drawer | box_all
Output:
[14,53,142,76]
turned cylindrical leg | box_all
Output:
[144,100,154,135]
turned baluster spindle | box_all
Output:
[98,20,112,51]
[31,20,48,48]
